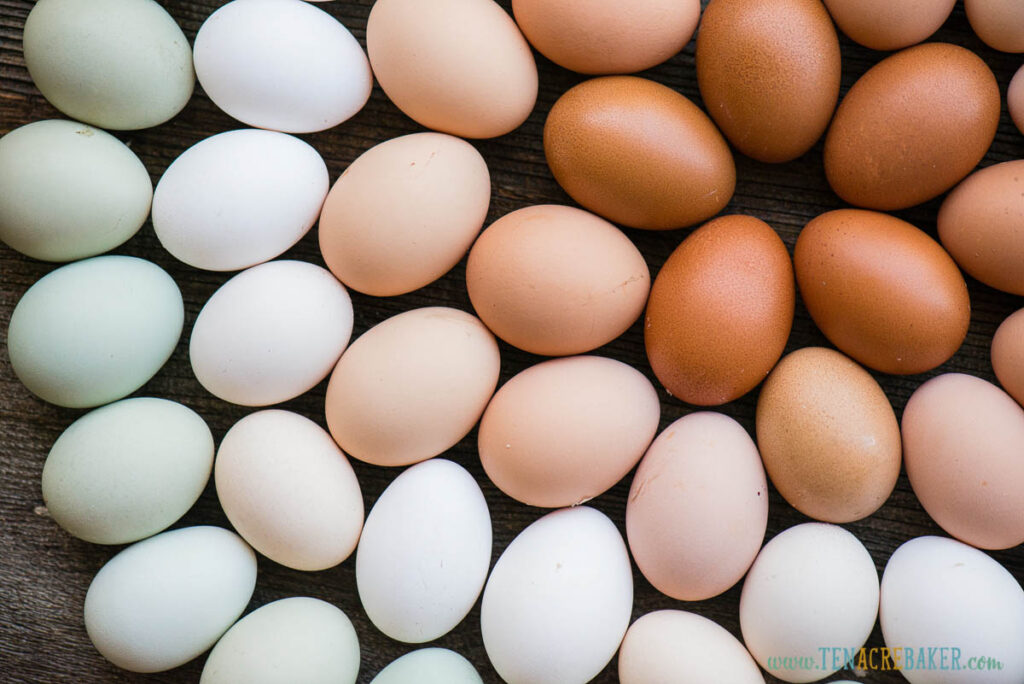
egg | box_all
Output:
[510,0,700,74]
[200,597,360,684]
[42,398,213,545]
[740,523,879,683]
[824,43,1000,210]
[645,214,794,405]
[84,526,256,673]
[319,132,490,296]
[992,308,1024,407]
[938,160,1024,295]
[626,412,768,601]
[215,410,363,571]
[0,120,152,262]
[7,255,183,408]
[696,0,840,163]
[965,0,1024,53]
[544,76,734,230]
[794,209,970,374]
[356,459,491,643]
[22,0,193,130]
[465,205,650,356]
[480,506,632,684]
[756,347,901,523]
[367,0,538,139]
[371,649,483,684]
[1010,65,1024,136]
[901,373,1024,550]
[325,307,500,467]
[880,536,1024,683]
[821,0,956,51]
[153,129,329,272]
[193,0,371,133]
[618,610,765,684]
[478,355,660,508]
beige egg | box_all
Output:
[822,0,956,51]
[966,0,1024,53]
[992,308,1024,407]
[1010,65,1024,136]
[478,356,660,508]
[466,205,650,356]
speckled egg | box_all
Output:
[992,308,1024,407]
[822,0,956,51]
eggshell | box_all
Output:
[794,209,970,374]
[644,214,794,405]
[42,398,213,545]
[366,0,538,139]
[153,129,329,272]
[200,597,360,684]
[0,120,151,262]
[880,536,1024,684]
[740,523,879,683]
[901,373,1024,550]
[190,261,353,406]
[1009,65,1024,136]
[992,308,1024,406]
[938,160,1024,295]
[371,649,482,684]
[626,412,768,601]
[194,0,371,133]
[319,132,490,296]
[357,459,491,642]
[480,506,633,684]
[510,0,700,74]
[84,526,257,673]
[756,347,901,523]
[465,205,650,356]
[215,410,363,571]
[822,0,956,51]
[966,0,1024,53]
[697,0,840,163]
[325,307,500,467]
[22,0,193,130]
[544,76,734,230]
[7,255,183,408]
[618,610,764,684]
[478,356,660,508]
[824,43,999,210]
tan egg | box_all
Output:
[822,0,956,51]
[644,214,794,406]
[696,0,841,163]
[1010,65,1024,136]
[465,205,650,356]
[902,373,1024,550]
[366,0,538,139]
[325,307,500,467]
[966,0,1024,53]
[626,412,769,601]
[756,347,901,523]
[824,43,999,210]
[478,355,660,508]
[543,76,735,230]
[319,133,490,296]
[510,0,700,74]
[938,160,1024,296]
[795,209,970,375]
[992,308,1024,407]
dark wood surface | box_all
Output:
[1,1,1022,682]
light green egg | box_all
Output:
[42,397,214,545]
[7,255,184,408]
[0,120,153,261]
[370,648,483,684]
[23,0,194,130]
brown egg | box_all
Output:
[822,0,956,51]
[756,347,901,523]
[965,0,1024,53]
[644,214,794,406]
[543,76,735,230]
[795,209,970,375]
[696,0,840,163]
[992,308,1024,407]
[902,373,1024,550]
[466,205,650,356]
[1008,65,1024,136]
[824,43,999,210]
[511,0,700,75]
[938,160,1024,296]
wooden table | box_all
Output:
[1,1,1022,682]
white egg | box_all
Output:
[190,260,353,406]
[480,506,633,684]
[193,0,371,133]
[880,536,1024,683]
[356,459,491,643]
[153,129,328,271]
[370,648,483,684]
[84,526,256,673]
